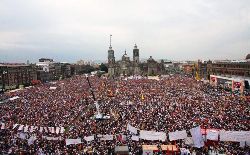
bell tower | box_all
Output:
[108,35,115,76]
[133,44,140,75]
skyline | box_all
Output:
[0,0,249,63]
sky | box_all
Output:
[0,0,249,63]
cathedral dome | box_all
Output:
[246,54,250,60]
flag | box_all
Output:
[141,94,145,100]
[190,126,204,148]
[116,134,126,142]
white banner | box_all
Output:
[29,126,37,133]
[65,139,82,145]
[190,126,204,148]
[42,136,62,141]
[140,130,166,141]
[132,135,139,141]
[127,124,138,134]
[184,137,194,145]
[49,87,57,90]
[60,127,65,133]
[24,126,29,132]
[39,127,44,133]
[18,133,27,140]
[84,135,95,142]
[169,130,187,141]
[28,136,37,146]
[220,131,250,142]
[56,127,60,134]
[98,134,114,141]
[1,123,5,130]
[206,130,219,141]
[9,96,20,101]
[18,125,24,131]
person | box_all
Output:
[0,74,249,154]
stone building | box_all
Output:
[195,54,250,79]
[107,43,165,76]
[36,58,71,82]
[0,63,37,91]
[108,44,141,76]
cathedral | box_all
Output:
[107,41,165,76]
[108,44,140,76]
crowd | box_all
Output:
[0,74,249,154]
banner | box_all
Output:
[60,127,65,133]
[18,133,27,140]
[98,134,114,141]
[190,126,204,148]
[42,136,62,141]
[1,123,5,130]
[132,135,139,141]
[140,130,166,141]
[49,87,57,90]
[206,130,219,141]
[24,126,29,132]
[127,124,138,134]
[56,127,60,134]
[18,125,24,131]
[84,135,95,142]
[169,130,187,141]
[220,131,250,142]
[184,137,194,145]
[29,126,37,133]
[28,136,37,145]
[66,139,82,145]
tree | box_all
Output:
[99,63,108,73]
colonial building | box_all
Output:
[36,58,72,82]
[195,54,250,79]
[108,44,141,76]
[140,56,165,76]
[107,42,165,76]
[0,63,37,91]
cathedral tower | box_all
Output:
[108,35,115,76]
[133,44,140,75]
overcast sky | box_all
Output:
[0,0,249,63]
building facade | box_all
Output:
[108,44,141,76]
[36,58,72,82]
[107,44,165,76]
[195,54,250,79]
[0,63,37,91]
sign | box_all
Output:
[169,130,187,141]
[190,126,204,148]
[140,130,166,141]
[220,131,250,142]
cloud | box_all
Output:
[0,0,249,62]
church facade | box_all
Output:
[108,44,140,76]
[107,43,165,76]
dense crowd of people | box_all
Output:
[0,74,249,154]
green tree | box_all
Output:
[99,63,108,73]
